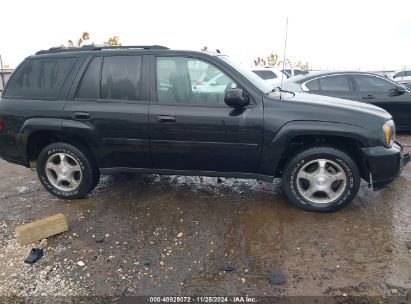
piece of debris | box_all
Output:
[95,236,105,243]
[77,261,85,267]
[15,213,68,246]
[240,277,246,284]
[268,272,287,285]
[220,263,235,273]
[24,248,44,264]
[391,288,398,294]
[385,244,394,252]
[142,258,151,267]
[176,232,184,238]
[406,241,411,250]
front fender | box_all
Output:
[258,120,371,176]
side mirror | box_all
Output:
[224,88,250,108]
[209,80,217,86]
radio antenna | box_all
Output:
[280,17,289,90]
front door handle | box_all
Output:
[72,112,90,120]
[157,115,176,123]
[362,95,376,100]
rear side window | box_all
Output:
[253,70,277,80]
[319,75,350,92]
[76,57,102,99]
[4,58,76,99]
[101,56,142,101]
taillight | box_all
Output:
[0,118,3,132]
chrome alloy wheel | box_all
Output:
[296,159,347,204]
[45,153,82,191]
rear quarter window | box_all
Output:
[3,57,76,100]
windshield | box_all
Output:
[219,56,276,94]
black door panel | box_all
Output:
[149,104,263,172]
[64,55,151,168]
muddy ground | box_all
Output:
[0,136,411,301]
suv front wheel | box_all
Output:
[36,142,99,199]
[282,146,360,212]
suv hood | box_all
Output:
[281,92,391,118]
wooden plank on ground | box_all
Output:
[15,213,68,246]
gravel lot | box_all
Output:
[0,136,410,302]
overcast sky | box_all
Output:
[1,0,410,71]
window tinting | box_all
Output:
[4,58,76,99]
[305,79,319,90]
[319,75,350,92]
[101,56,141,101]
[253,70,277,80]
[76,57,101,99]
[156,57,237,105]
[353,75,396,93]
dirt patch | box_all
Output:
[0,137,410,298]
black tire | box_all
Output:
[281,146,361,212]
[36,142,98,199]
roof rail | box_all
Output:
[35,45,168,55]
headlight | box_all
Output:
[383,120,395,148]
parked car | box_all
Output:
[388,70,411,83]
[251,67,286,86]
[0,46,409,212]
[282,71,411,131]
[281,68,309,78]
[403,82,411,90]
[193,72,236,93]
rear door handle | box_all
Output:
[72,112,90,120]
[362,95,376,100]
[157,115,176,123]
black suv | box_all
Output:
[0,45,409,212]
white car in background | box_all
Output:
[389,70,411,83]
[251,67,287,86]
[193,73,236,93]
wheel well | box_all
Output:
[27,131,95,164]
[275,135,368,179]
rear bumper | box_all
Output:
[362,142,410,189]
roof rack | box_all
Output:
[35,45,168,55]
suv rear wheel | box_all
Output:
[281,146,360,212]
[36,142,99,199]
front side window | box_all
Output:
[156,57,237,105]
[305,79,320,91]
[101,56,142,101]
[4,58,76,99]
[253,70,277,80]
[318,75,350,92]
[353,75,396,93]
[393,72,404,78]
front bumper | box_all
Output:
[362,142,410,189]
